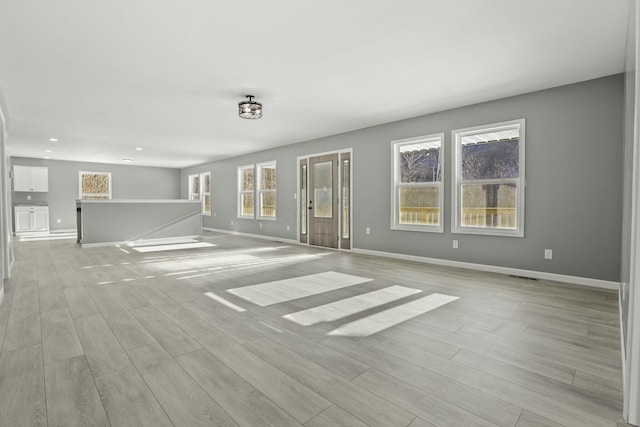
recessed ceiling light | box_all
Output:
[49,138,58,142]
[122,158,134,163]
[44,156,50,159]
[45,150,52,153]
[135,147,143,151]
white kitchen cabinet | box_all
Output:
[13,165,49,192]
[15,206,49,232]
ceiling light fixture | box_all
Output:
[238,95,262,119]
[122,158,134,163]
[135,147,143,151]
[49,138,58,142]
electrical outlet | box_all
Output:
[213,212,216,216]
[27,195,31,201]
[259,222,263,228]
[293,193,297,200]
[286,225,290,231]
[231,220,234,226]
[56,219,61,224]
[544,249,553,260]
[365,227,371,235]
[453,240,458,249]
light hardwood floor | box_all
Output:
[0,231,627,426]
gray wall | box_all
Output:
[183,75,624,282]
[11,157,181,231]
[78,200,201,244]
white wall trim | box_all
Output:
[352,247,619,290]
[203,227,298,245]
[50,228,76,234]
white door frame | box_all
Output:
[296,148,353,250]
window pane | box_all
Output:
[461,137,519,180]
[461,183,517,229]
[314,161,332,187]
[261,192,276,217]
[241,193,254,216]
[82,174,109,194]
[301,164,307,235]
[190,175,200,196]
[241,169,254,191]
[399,187,440,225]
[202,174,210,193]
[314,161,332,218]
[203,194,211,214]
[399,142,441,183]
[342,159,350,238]
[314,188,332,218]
[260,166,276,190]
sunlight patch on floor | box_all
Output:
[283,285,422,326]
[327,293,459,337]
[227,271,373,307]
[132,242,216,252]
[204,292,246,312]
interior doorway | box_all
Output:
[298,150,351,250]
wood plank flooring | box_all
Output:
[0,231,628,426]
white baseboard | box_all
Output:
[50,228,76,234]
[351,247,619,290]
[203,227,298,245]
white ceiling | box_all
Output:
[0,0,630,169]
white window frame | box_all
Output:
[451,119,525,237]
[391,133,444,233]
[78,171,112,199]
[256,161,277,221]
[188,172,211,216]
[237,164,255,219]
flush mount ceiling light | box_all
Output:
[238,95,262,119]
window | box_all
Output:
[79,171,111,199]
[188,172,211,215]
[188,174,200,200]
[257,161,277,220]
[391,133,444,232]
[201,172,211,215]
[238,165,255,218]
[452,119,525,237]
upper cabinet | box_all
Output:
[13,165,49,192]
